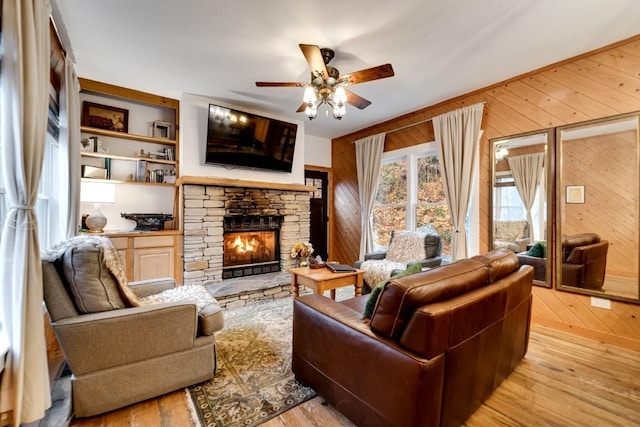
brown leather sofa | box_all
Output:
[561,233,609,290]
[293,249,533,427]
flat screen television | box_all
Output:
[205,103,298,172]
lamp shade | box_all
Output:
[80,181,115,204]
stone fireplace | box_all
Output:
[181,178,311,286]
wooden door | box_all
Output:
[305,169,328,261]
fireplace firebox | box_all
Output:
[222,215,282,279]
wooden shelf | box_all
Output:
[81,126,177,145]
[81,177,176,187]
[81,151,177,165]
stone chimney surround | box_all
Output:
[179,177,313,287]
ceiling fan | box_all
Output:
[255,44,395,120]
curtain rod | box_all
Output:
[353,101,487,140]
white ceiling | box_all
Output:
[53,0,640,140]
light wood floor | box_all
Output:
[66,323,640,427]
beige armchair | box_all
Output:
[42,236,223,417]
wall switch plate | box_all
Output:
[591,297,611,309]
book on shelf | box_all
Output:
[136,160,147,182]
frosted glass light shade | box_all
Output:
[80,181,115,204]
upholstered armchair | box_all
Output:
[354,229,443,293]
[41,236,224,417]
[494,220,530,253]
[561,233,609,290]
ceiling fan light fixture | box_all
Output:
[305,105,318,120]
[333,86,347,104]
[303,86,317,104]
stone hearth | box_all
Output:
[181,178,312,289]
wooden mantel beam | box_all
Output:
[177,176,315,192]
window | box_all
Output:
[373,143,454,255]
[494,170,546,241]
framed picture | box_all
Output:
[566,185,585,204]
[153,120,172,139]
[82,101,128,132]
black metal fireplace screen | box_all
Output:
[222,215,282,279]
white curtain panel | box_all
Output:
[433,102,484,261]
[0,0,53,424]
[59,54,81,240]
[355,133,385,259]
[508,153,544,239]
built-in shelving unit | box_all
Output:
[78,78,183,283]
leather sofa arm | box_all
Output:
[562,263,584,287]
[128,277,176,297]
[52,302,198,376]
[293,295,445,425]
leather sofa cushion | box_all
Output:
[471,248,519,283]
[61,242,127,313]
[370,259,489,339]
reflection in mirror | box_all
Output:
[557,113,640,302]
[490,130,552,287]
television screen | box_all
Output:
[205,104,298,172]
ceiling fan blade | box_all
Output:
[255,82,305,87]
[340,64,395,85]
[346,90,372,110]
[296,102,307,113]
[299,44,328,79]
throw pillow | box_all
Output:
[364,262,422,318]
[385,231,427,263]
[527,241,546,258]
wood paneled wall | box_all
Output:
[332,35,640,349]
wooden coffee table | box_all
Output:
[290,266,364,300]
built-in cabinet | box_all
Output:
[109,232,183,284]
[78,79,183,283]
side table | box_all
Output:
[290,267,364,300]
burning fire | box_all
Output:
[231,235,260,254]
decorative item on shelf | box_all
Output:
[164,147,175,161]
[81,101,128,132]
[104,158,111,179]
[81,137,95,152]
[80,181,116,233]
[152,120,172,139]
[120,213,173,231]
[291,241,314,268]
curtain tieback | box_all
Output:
[9,205,32,211]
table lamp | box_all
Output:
[80,181,115,233]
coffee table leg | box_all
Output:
[330,289,336,300]
[355,272,363,297]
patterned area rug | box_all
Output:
[186,297,316,427]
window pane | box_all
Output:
[373,159,407,248]
[373,205,406,247]
[376,160,406,204]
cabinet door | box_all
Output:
[133,247,175,281]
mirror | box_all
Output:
[490,129,553,287]
[557,112,640,302]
